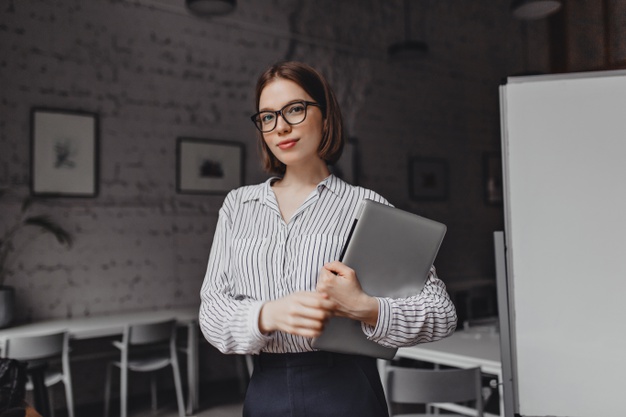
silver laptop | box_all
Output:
[312,199,447,359]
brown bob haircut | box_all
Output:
[253,61,344,175]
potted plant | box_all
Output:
[0,190,73,328]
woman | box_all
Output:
[199,61,457,417]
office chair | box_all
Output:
[384,365,484,417]
[103,319,185,417]
[1,331,75,417]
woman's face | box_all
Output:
[258,78,324,170]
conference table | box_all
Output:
[0,306,200,415]
[380,326,503,417]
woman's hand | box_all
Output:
[316,261,379,327]
[258,291,335,338]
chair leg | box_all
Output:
[29,368,51,417]
[64,369,75,417]
[48,387,55,417]
[120,366,128,417]
[104,363,113,417]
[150,374,158,413]
[62,333,75,417]
[171,352,186,417]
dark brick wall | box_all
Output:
[3,0,618,408]
[0,1,539,324]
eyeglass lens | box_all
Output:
[254,102,310,133]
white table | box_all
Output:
[0,306,200,415]
[382,327,503,417]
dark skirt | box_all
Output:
[243,351,389,417]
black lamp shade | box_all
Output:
[388,40,429,61]
[186,0,236,16]
[511,0,562,19]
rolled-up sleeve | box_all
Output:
[362,266,457,348]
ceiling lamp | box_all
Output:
[186,0,236,16]
[388,0,429,61]
[511,0,562,20]
[388,40,429,61]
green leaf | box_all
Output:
[21,196,34,214]
[24,215,74,247]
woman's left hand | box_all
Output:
[316,261,379,327]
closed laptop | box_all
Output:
[312,199,447,359]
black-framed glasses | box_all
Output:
[250,101,322,133]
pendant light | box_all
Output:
[388,0,428,61]
[186,0,236,16]
[511,0,562,20]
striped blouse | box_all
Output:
[199,174,457,355]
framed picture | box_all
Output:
[483,152,503,205]
[31,108,99,197]
[331,139,357,185]
[409,157,448,201]
[176,138,244,194]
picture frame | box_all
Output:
[408,157,448,201]
[176,137,244,194]
[483,152,503,205]
[31,108,99,197]
[331,139,357,185]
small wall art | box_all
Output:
[408,157,448,201]
[176,137,244,194]
[30,108,99,197]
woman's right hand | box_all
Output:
[258,291,335,338]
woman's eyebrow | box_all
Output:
[259,99,306,112]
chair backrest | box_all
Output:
[385,366,484,415]
[3,332,66,361]
[126,319,176,346]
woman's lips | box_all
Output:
[277,139,298,150]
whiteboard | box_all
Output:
[500,70,626,417]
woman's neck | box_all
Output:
[276,162,330,189]
[270,162,331,223]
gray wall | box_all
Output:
[0,0,573,409]
[0,0,543,322]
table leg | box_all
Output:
[186,320,199,415]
